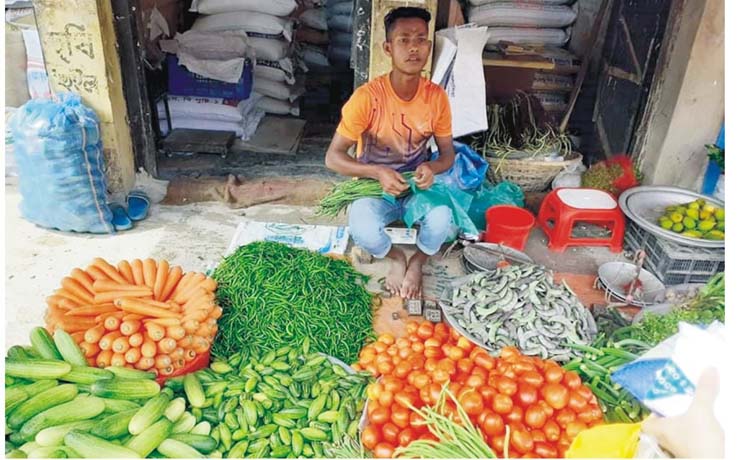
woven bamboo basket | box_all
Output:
[486,152,583,192]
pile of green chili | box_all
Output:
[211,242,375,364]
[316,173,415,218]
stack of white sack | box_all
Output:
[157,94,266,140]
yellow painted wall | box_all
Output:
[369,0,439,81]
[33,0,135,196]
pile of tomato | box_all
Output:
[352,321,604,459]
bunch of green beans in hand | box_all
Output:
[563,334,652,423]
[316,173,415,218]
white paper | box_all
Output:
[430,35,457,88]
[226,221,350,256]
[385,227,418,245]
[434,25,490,138]
[21,29,51,99]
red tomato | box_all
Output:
[563,371,582,389]
[474,352,495,370]
[383,377,404,393]
[478,385,497,403]
[457,358,473,375]
[409,411,426,430]
[394,361,411,378]
[416,322,433,339]
[516,383,538,407]
[381,423,400,444]
[496,377,518,396]
[577,407,599,424]
[477,409,491,426]
[538,400,554,417]
[490,435,506,454]
[373,442,396,459]
[512,361,535,374]
[555,408,576,427]
[361,426,380,450]
[491,393,513,414]
[427,383,442,405]
[412,373,430,390]
[541,383,570,410]
[466,373,485,389]
[577,385,594,402]
[519,371,544,388]
[542,420,561,442]
[397,428,416,447]
[567,390,589,413]
[566,421,587,439]
[482,413,506,437]
[506,406,523,424]
[510,425,534,454]
[543,364,564,384]
[458,389,485,416]
[391,406,411,429]
[432,368,450,384]
[370,407,391,425]
[534,442,558,458]
[524,403,548,429]
[378,390,394,407]
[530,429,546,443]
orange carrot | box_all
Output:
[194,337,211,354]
[177,336,194,349]
[176,283,210,306]
[155,354,172,369]
[96,311,125,323]
[172,358,186,370]
[96,350,113,368]
[143,259,157,289]
[141,339,157,358]
[99,331,121,351]
[70,268,96,296]
[173,274,206,304]
[201,278,218,293]
[166,326,186,341]
[92,258,128,284]
[128,332,144,347]
[182,293,210,313]
[184,308,210,323]
[144,318,181,327]
[159,366,175,377]
[207,323,218,336]
[122,314,145,322]
[45,295,66,308]
[86,265,111,282]
[152,260,169,300]
[169,348,185,360]
[195,323,212,338]
[115,298,181,319]
[169,272,196,301]
[131,259,145,286]
[86,357,97,367]
[54,289,85,307]
[117,260,135,285]
[119,320,141,336]
[93,280,151,293]
[71,331,85,343]
[112,337,130,354]
[145,323,166,341]
[110,353,126,367]
[84,326,106,344]
[64,304,117,317]
[56,316,98,333]
[125,347,141,364]
[135,356,155,370]
[95,290,152,305]
[79,343,97,359]
[139,299,171,309]
[157,338,177,354]
[103,315,122,331]
[61,277,95,304]
[58,298,80,311]
[159,267,183,302]
[182,319,200,334]
[185,349,197,361]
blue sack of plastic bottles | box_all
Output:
[10,93,114,234]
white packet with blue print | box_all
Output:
[611,321,727,431]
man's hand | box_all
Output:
[414,163,435,190]
[378,167,409,196]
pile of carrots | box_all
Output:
[44,257,222,377]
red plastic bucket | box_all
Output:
[484,205,536,251]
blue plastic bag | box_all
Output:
[431,142,488,192]
[468,181,525,230]
[403,181,479,239]
[10,93,114,234]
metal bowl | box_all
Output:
[462,243,534,272]
[597,261,666,307]
[618,186,724,249]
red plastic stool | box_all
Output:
[537,188,625,253]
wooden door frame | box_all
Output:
[111,0,159,177]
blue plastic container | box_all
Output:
[166,54,253,100]
[701,123,725,195]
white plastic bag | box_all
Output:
[552,157,586,189]
[714,174,724,201]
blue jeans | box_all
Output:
[349,197,457,258]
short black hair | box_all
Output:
[384,7,431,40]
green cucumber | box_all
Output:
[63,430,140,458]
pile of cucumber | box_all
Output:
[5,327,216,458]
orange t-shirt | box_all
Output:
[336,74,452,172]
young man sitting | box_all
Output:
[325,7,456,299]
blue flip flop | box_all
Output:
[126,191,151,221]
[109,203,133,231]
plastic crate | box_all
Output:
[166,54,252,100]
[624,222,724,285]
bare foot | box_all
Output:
[384,248,407,296]
[401,251,429,299]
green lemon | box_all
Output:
[697,220,716,232]
[714,208,725,221]
[676,206,688,215]
[696,199,707,207]
[681,230,703,238]
[688,201,702,210]
[704,230,725,240]
[717,221,725,231]
[682,217,697,229]
[702,204,717,214]
[672,222,685,233]
[670,212,683,223]
[699,210,713,220]
[665,206,677,214]
[686,208,700,220]
[659,218,674,230]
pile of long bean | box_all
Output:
[316,173,415,218]
[563,335,651,423]
[211,242,374,363]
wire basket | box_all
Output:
[624,222,724,286]
[486,152,582,192]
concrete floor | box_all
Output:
[4,178,625,349]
